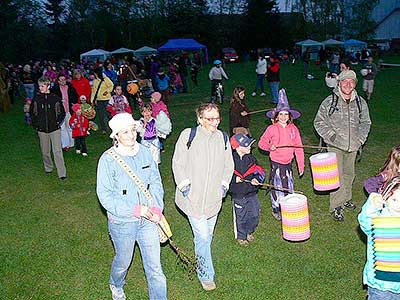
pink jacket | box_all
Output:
[258,122,304,174]
[151,101,170,118]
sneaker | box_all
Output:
[271,210,281,221]
[59,176,67,181]
[82,153,88,157]
[237,239,249,246]
[102,130,107,135]
[343,201,356,211]
[246,233,255,242]
[260,92,266,96]
[331,207,344,221]
[62,147,70,152]
[200,281,216,291]
[110,284,126,300]
[76,150,81,154]
[251,92,256,97]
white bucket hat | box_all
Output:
[108,113,141,139]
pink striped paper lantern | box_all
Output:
[309,152,340,191]
[280,193,310,242]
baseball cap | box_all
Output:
[230,133,256,150]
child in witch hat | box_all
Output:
[258,89,304,220]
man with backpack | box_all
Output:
[172,103,234,291]
[314,70,371,221]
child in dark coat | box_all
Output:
[229,133,265,246]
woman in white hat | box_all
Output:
[96,113,167,300]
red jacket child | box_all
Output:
[69,104,89,138]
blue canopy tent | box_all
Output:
[344,39,367,53]
[158,38,208,63]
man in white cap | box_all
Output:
[96,113,167,300]
[314,70,371,221]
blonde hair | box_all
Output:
[380,145,400,188]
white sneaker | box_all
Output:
[82,153,88,157]
[260,92,266,96]
[110,285,126,300]
[76,150,81,154]
[200,281,216,291]
[251,92,256,97]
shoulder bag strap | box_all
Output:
[106,148,153,207]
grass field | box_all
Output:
[1,56,400,300]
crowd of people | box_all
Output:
[2,46,396,300]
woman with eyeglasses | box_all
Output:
[172,103,234,291]
[258,89,304,221]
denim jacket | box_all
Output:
[96,145,164,223]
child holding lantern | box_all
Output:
[258,89,304,220]
[358,176,400,300]
[229,133,265,246]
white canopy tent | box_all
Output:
[80,49,111,62]
[321,39,344,48]
[134,46,158,60]
[295,39,323,59]
[111,47,135,55]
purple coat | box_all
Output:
[364,174,384,194]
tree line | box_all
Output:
[0,0,376,63]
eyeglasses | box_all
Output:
[202,117,221,122]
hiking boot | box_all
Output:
[331,207,344,221]
[237,239,249,246]
[110,284,126,300]
[343,201,356,211]
[247,233,255,242]
[200,281,216,291]
[271,210,281,221]
[251,92,256,97]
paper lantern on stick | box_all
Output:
[309,152,340,191]
[280,193,310,242]
[372,216,400,282]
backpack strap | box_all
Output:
[186,127,197,150]
[186,127,229,150]
[328,92,339,116]
[222,131,228,150]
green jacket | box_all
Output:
[314,88,371,152]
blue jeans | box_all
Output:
[269,82,280,103]
[254,74,265,94]
[108,220,167,300]
[368,287,400,300]
[188,215,218,282]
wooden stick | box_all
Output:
[276,144,328,150]
[246,108,274,115]
[242,179,303,194]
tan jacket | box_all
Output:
[172,126,234,218]
[91,76,114,103]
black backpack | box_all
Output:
[186,127,229,150]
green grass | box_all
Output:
[1,56,400,300]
